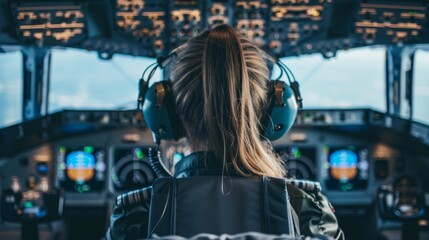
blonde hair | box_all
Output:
[171,25,286,178]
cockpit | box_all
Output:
[1,1,429,240]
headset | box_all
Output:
[137,48,303,144]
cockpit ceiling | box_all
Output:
[0,0,428,58]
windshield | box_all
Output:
[50,48,161,113]
[279,47,385,111]
[0,47,428,127]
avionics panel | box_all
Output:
[321,146,370,192]
[110,146,155,192]
[56,146,106,193]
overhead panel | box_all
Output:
[235,0,269,48]
[207,0,230,26]
[169,0,203,49]
[1,0,429,58]
[114,0,167,56]
[10,2,86,45]
[355,3,427,45]
[268,0,332,56]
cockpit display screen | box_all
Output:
[321,146,369,191]
[111,147,155,192]
[56,146,106,193]
[275,146,317,181]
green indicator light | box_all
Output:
[24,201,33,208]
[59,146,66,153]
[84,146,94,153]
[322,146,329,153]
[135,149,144,160]
[295,149,301,158]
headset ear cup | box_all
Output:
[260,81,276,137]
[142,81,185,140]
[262,80,298,141]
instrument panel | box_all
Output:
[1,108,429,240]
[276,145,370,194]
[50,141,372,198]
[1,0,428,58]
[0,125,426,207]
[0,109,428,209]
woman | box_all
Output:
[107,24,344,240]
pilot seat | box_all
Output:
[147,175,299,239]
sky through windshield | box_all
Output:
[0,47,428,127]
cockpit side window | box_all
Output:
[0,51,22,127]
[414,50,429,125]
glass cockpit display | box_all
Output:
[56,146,106,193]
[275,147,317,181]
[322,146,369,191]
[111,147,155,192]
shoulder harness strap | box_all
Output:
[285,179,322,195]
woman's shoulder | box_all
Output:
[285,179,345,240]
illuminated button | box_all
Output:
[307,8,320,17]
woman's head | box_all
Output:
[170,24,285,178]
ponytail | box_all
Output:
[172,25,285,178]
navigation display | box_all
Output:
[322,146,369,191]
[275,146,317,181]
[111,147,155,192]
[56,146,106,193]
